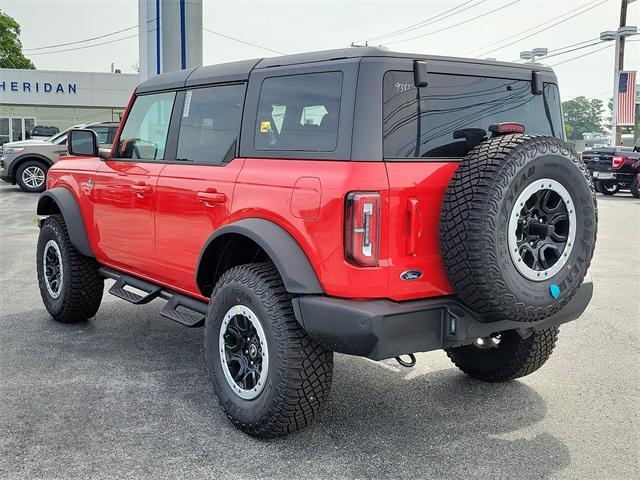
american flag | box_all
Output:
[617,71,637,126]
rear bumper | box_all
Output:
[293,276,593,360]
[592,171,634,183]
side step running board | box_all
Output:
[99,267,207,328]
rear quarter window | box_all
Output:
[383,71,563,160]
[254,72,342,152]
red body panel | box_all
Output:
[154,159,245,292]
[48,155,459,302]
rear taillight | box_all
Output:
[345,192,380,267]
[612,156,625,169]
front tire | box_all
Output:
[36,215,104,323]
[16,160,48,193]
[446,327,559,382]
[204,263,333,438]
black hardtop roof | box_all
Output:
[136,46,554,94]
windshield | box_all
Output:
[383,71,564,159]
[48,130,68,144]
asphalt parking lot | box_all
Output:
[0,183,638,480]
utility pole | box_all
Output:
[611,0,634,146]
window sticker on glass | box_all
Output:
[183,91,192,117]
[260,121,271,133]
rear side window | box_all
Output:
[117,92,175,160]
[255,72,342,152]
[176,84,245,165]
[383,71,563,159]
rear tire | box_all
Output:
[446,327,559,382]
[36,215,104,323]
[630,177,640,198]
[595,180,619,196]
[204,263,333,438]
[16,160,48,193]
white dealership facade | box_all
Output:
[0,69,139,144]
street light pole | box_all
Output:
[611,35,621,147]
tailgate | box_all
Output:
[582,151,613,172]
[384,162,457,301]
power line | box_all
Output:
[548,43,613,67]
[22,23,153,52]
[465,0,602,56]
[203,27,285,55]
[26,34,138,56]
[385,0,522,46]
[358,0,483,43]
[513,39,603,62]
[470,0,610,58]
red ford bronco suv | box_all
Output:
[35,48,597,438]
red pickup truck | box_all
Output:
[35,48,597,437]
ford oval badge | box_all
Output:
[400,270,423,281]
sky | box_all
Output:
[3,0,639,103]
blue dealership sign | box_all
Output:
[0,81,77,94]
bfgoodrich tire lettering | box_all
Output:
[36,214,103,323]
[440,135,597,322]
[204,262,333,438]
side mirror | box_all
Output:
[68,129,98,157]
[98,147,111,160]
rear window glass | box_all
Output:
[255,72,342,152]
[383,71,563,159]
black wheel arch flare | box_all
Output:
[195,218,324,297]
[36,187,94,258]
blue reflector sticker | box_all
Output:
[550,284,561,299]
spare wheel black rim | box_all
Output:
[219,305,269,400]
[508,178,576,281]
[43,239,64,298]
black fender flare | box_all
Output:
[9,153,54,179]
[37,187,94,257]
[196,218,324,295]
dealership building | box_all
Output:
[0,69,139,145]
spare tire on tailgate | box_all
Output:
[440,135,597,322]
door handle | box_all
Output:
[197,191,227,206]
[131,183,152,197]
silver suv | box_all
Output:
[0,122,119,192]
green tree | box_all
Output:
[561,96,605,141]
[0,10,35,69]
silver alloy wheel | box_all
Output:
[22,165,46,189]
[508,178,577,281]
[43,239,63,299]
[219,305,269,400]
